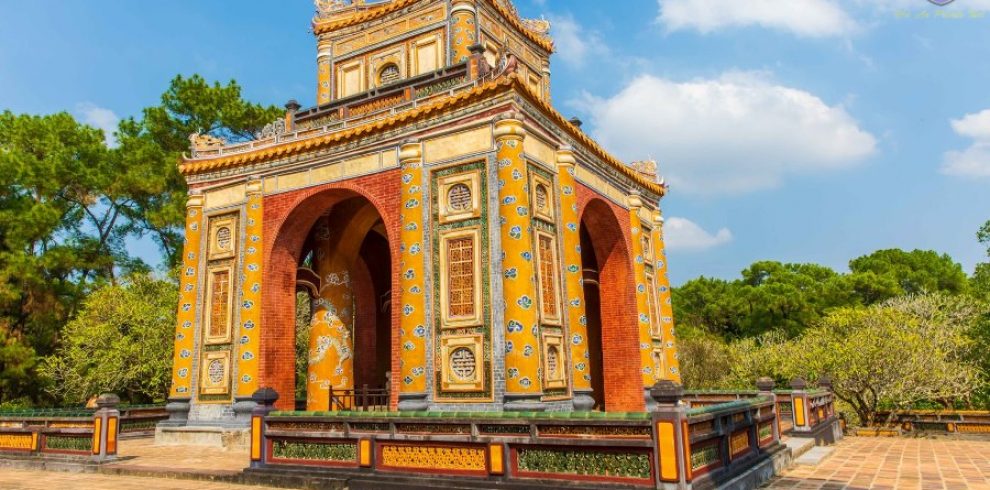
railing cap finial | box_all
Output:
[649,380,684,407]
[96,393,120,409]
[790,377,808,391]
[252,387,280,407]
[756,377,775,393]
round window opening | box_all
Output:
[547,345,560,379]
[216,226,232,251]
[208,359,224,384]
[447,183,472,212]
[535,184,548,212]
[379,64,401,86]
[450,347,476,380]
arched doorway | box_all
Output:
[578,198,644,412]
[263,181,400,411]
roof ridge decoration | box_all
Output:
[179,73,664,197]
[311,0,554,52]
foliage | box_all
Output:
[0,74,278,406]
[848,249,969,303]
[0,110,130,404]
[979,220,990,256]
[116,75,283,268]
[296,292,312,402]
[674,261,857,339]
[40,274,177,405]
[972,263,990,302]
[781,294,984,425]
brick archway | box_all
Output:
[577,189,645,412]
[260,171,401,410]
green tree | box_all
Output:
[782,294,984,425]
[117,75,283,267]
[848,249,969,303]
[41,274,177,405]
[0,111,125,404]
[972,263,990,302]
[978,220,990,256]
[673,277,746,339]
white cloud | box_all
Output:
[548,14,608,68]
[658,0,859,37]
[576,72,877,195]
[76,103,119,147]
[941,108,990,178]
[664,217,733,252]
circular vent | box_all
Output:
[450,347,476,380]
[379,64,401,85]
[447,183,472,212]
[208,359,224,384]
[216,227,232,251]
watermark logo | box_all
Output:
[928,0,955,5]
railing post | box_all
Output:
[250,388,279,469]
[92,393,120,462]
[650,380,690,490]
[790,378,811,434]
[757,377,779,442]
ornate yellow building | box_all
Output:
[167,0,680,424]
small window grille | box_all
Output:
[538,235,558,318]
[547,345,560,379]
[209,270,230,338]
[450,347,476,380]
[379,64,401,85]
[208,359,225,384]
[216,227,232,251]
[447,183,472,212]
[447,236,475,318]
[535,184,549,212]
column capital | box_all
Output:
[451,0,476,14]
[186,191,205,208]
[555,145,576,168]
[494,116,525,141]
[626,192,643,210]
[245,175,263,195]
[398,140,423,164]
[652,209,664,226]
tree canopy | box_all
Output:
[0,74,280,406]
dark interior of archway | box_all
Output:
[353,230,391,392]
[292,196,392,407]
[580,225,605,410]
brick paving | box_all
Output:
[106,438,248,473]
[767,437,990,490]
[0,469,279,490]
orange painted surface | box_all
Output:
[651,216,681,383]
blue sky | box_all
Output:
[2,0,989,285]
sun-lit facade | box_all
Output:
[167,0,680,422]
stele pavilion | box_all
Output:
[166,0,681,428]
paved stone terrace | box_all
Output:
[0,469,279,490]
[767,437,990,490]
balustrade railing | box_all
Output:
[245,378,810,489]
[0,393,123,462]
[328,384,389,412]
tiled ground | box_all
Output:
[0,469,279,490]
[767,437,990,490]
[106,437,248,473]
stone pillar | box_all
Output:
[398,140,430,411]
[307,215,355,411]
[249,388,279,469]
[167,191,204,416]
[757,377,780,442]
[317,36,333,104]
[627,194,657,408]
[651,211,682,383]
[541,60,552,101]
[556,146,593,411]
[650,381,689,489]
[234,177,264,421]
[450,0,478,64]
[92,393,120,462]
[496,115,544,411]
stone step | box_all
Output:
[794,445,836,466]
[784,436,816,460]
